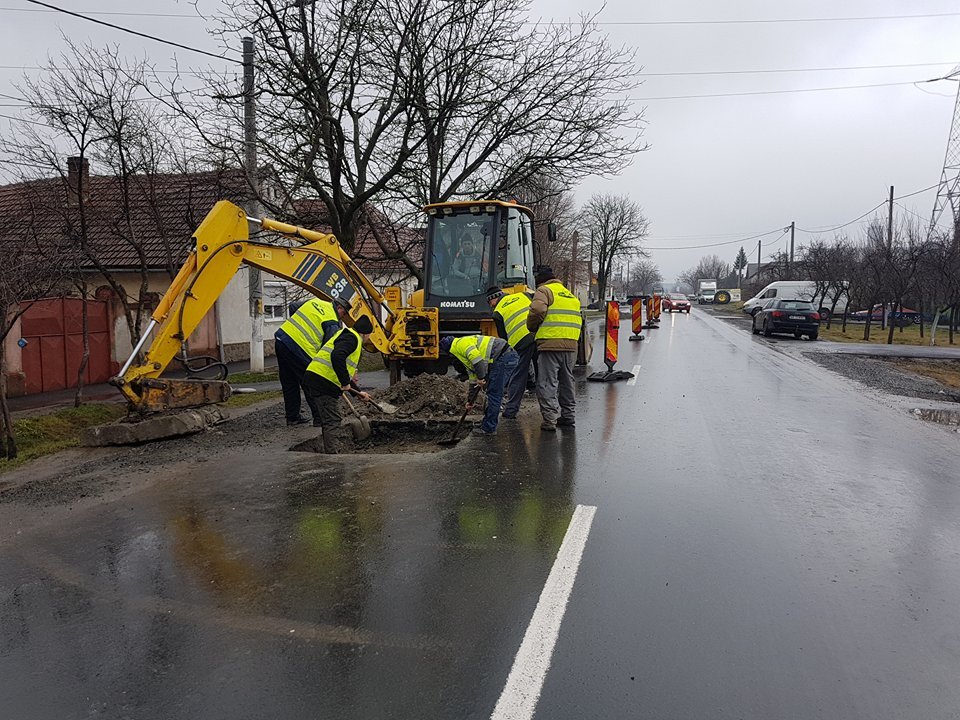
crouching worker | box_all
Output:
[302,315,374,453]
[440,334,519,435]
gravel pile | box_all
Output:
[805,352,960,403]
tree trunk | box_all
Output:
[919,297,924,339]
[880,301,886,331]
[74,287,90,407]
[841,307,848,333]
[951,305,956,345]
[886,301,897,345]
[0,340,17,460]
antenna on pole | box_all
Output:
[929,65,960,238]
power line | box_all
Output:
[0,6,198,18]
[542,12,960,26]
[639,61,959,78]
[631,79,926,101]
[20,0,240,64]
[0,64,215,76]
[646,228,783,251]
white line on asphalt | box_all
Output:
[490,504,597,720]
[626,364,641,386]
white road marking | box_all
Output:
[626,364,641,386]
[490,504,597,720]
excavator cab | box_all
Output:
[422,200,540,327]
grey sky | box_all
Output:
[1,0,958,282]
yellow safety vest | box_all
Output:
[535,282,582,341]
[308,326,362,386]
[493,293,532,347]
[279,298,337,355]
[450,335,496,380]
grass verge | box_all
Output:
[887,359,960,391]
[0,403,127,473]
[222,390,283,409]
[817,323,947,346]
[228,370,279,384]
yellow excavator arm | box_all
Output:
[112,201,437,412]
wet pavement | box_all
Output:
[3,310,960,719]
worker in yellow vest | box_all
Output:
[275,296,351,426]
[487,286,535,419]
[301,315,374,453]
[526,266,581,431]
[440,334,519,435]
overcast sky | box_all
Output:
[1,0,958,282]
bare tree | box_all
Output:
[579,194,649,301]
[629,260,662,295]
[679,254,733,290]
[0,206,67,458]
[180,0,644,266]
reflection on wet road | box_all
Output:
[3,309,960,719]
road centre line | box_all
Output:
[490,504,598,720]
[626,364,641,386]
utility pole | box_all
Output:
[756,238,761,282]
[243,35,264,372]
[887,185,894,250]
[789,221,795,279]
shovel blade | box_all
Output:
[343,415,371,441]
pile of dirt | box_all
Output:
[345,374,475,419]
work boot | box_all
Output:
[472,427,495,436]
[287,416,309,426]
[321,429,341,454]
[540,421,556,432]
[557,417,575,427]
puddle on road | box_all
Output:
[290,418,468,455]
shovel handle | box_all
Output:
[348,386,385,413]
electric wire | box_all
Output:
[0,6,198,17]
[631,79,926,101]
[20,0,240,64]
[645,228,784,251]
[639,61,959,77]
[542,12,960,26]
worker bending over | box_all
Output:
[302,315,374,453]
[274,296,351,426]
[441,334,519,435]
[527,266,582,431]
[487,286,535,419]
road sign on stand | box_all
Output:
[588,301,635,382]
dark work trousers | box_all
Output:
[276,340,321,423]
[301,372,344,453]
[502,341,537,418]
[481,347,519,433]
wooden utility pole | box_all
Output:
[570,230,579,297]
[243,36,264,372]
[756,238,761,282]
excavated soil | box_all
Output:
[342,374,484,419]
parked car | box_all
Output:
[752,298,820,340]
[849,305,921,326]
[662,293,691,313]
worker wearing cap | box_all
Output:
[440,334,519,435]
[527,266,581,431]
[302,315,374,453]
[486,286,535,419]
[274,296,352,426]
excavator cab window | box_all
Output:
[428,210,496,298]
[498,208,534,287]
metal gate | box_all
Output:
[20,298,114,394]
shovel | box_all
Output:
[437,383,482,447]
[349,387,396,415]
[342,393,372,441]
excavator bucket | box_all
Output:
[137,378,232,412]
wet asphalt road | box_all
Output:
[4,309,960,719]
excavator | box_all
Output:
[112,198,553,414]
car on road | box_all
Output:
[662,293,691,313]
[752,298,820,340]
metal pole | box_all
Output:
[756,239,761,281]
[887,185,894,250]
[570,230,579,298]
[789,221,795,279]
[243,35,264,372]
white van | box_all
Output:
[742,281,848,317]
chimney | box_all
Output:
[67,156,89,207]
